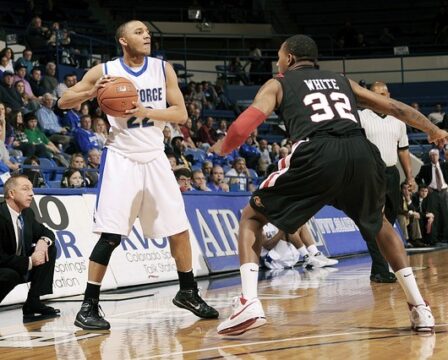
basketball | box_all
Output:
[97,77,138,117]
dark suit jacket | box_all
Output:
[416,161,448,187]
[0,201,55,276]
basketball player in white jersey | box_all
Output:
[59,20,218,330]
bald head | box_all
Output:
[370,81,390,98]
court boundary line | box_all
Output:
[137,324,448,359]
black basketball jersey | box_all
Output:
[276,66,362,141]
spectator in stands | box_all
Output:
[92,117,108,149]
[428,104,445,127]
[279,146,289,160]
[229,57,250,85]
[74,115,100,156]
[25,16,51,62]
[36,93,71,149]
[151,40,166,60]
[416,148,448,245]
[248,45,264,85]
[207,165,228,192]
[22,156,46,188]
[197,116,217,149]
[0,71,24,112]
[192,83,208,110]
[86,148,100,187]
[170,122,183,139]
[174,167,193,192]
[15,49,34,75]
[397,182,424,247]
[202,160,213,181]
[7,110,47,158]
[225,157,255,192]
[0,47,15,73]
[61,169,84,188]
[24,112,68,166]
[258,139,272,175]
[270,142,281,162]
[60,103,81,134]
[15,80,40,113]
[28,67,46,98]
[56,73,77,98]
[0,56,10,77]
[163,125,173,154]
[61,153,93,188]
[336,21,358,49]
[191,170,211,191]
[202,81,218,108]
[42,62,58,96]
[239,136,260,169]
[217,120,228,136]
[171,136,192,169]
[0,117,20,175]
[412,184,435,246]
[215,85,234,111]
[180,117,196,149]
[378,27,396,47]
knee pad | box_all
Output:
[89,233,121,266]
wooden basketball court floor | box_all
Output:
[1,249,448,359]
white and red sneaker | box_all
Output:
[408,302,435,333]
[217,296,266,335]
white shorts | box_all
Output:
[93,148,189,238]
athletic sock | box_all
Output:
[297,245,308,258]
[178,270,195,290]
[395,267,425,306]
[240,263,259,300]
[307,245,319,256]
[84,281,101,302]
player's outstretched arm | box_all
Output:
[211,79,281,155]
[126,62,188,124]
[58,64,109,109]
[349,79,448,144]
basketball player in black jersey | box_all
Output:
[212,35,447,335]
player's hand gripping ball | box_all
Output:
[97,77,138,117]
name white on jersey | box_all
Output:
[103,57,167,163]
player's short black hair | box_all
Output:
[284,35,318,61]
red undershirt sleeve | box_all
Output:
[221,106,268,154]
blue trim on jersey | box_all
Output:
[104,62,108,75]
[162,61,166,81]
[119,56,148,77]
[95,148,108,211]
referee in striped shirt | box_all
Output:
[359,81,415,283]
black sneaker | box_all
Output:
[370,273,397,283]
[74,299,110,330]
[173,288,219,319]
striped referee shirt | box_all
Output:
[358,109,409,167]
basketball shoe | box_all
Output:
[173,287,219,319]
[74,299,110,330]
[409,302,435,333]
[313,252,339,266]
[217,296,266,335]
[302,254,327,269]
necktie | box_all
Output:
[435,165,443,191]
[17,214,25,256]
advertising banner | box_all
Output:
[312,206,368,256]
[183,193,250,273]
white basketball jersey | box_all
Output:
[103,57,167,163]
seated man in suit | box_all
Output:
[0,174,60,318]
[416,148,448,244]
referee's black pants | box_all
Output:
[367,165,400,275]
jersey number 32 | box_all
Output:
[303,92,357,123]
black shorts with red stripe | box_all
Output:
[250,130,387,241]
